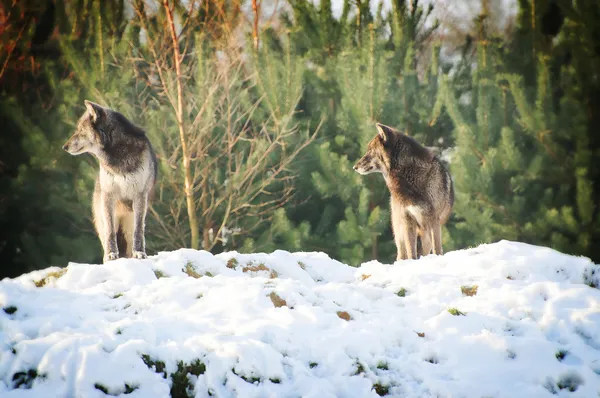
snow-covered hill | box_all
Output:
[1,241,599,398]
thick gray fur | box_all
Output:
[63,100,157,263]
[354,123,454,261]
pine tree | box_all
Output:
[274,0,443,265]
[437,2,600,261]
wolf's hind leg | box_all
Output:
[116,203,134,258]
[419,228,432,258]
[402,221,418,260]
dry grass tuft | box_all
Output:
[183,262,202,278]
[153,270,167,279]
[360,274,371,281]
[226,258,239,269]
[34,269,67,288]
[461,285,478,297]
[297,261,306,270]
[337,311,352,321]
[415,331,425,338]
[269,292,287,308]
[243,263,278,278]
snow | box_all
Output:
[1,240,599,398]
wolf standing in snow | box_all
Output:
[63,100,157,263]
[353,123,454,261]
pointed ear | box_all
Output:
[84,100,103,122]
[376,123,394,143]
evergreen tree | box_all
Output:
[275,0,443,265]
[0,0,102,276]
[437,3,600,262]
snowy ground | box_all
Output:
[1,240,599,398]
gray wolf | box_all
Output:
[353,123,454,261]
[63,100,157,263]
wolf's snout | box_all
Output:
[62,143,69,151]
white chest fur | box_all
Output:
[98,154,153,199]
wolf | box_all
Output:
[353,123,454,261]
[63,100,157,263]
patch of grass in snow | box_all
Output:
[574,327,600,349]
[415,331,425,338]
[226,258,239,269]
[171,360,207,398]
[460,285,478,296]
[556,372,584,392]
[448,308,466,316]
[12,369,45,389]
[141,354,167,379]
[555,349,569,362]
[153,269,167,279]
[269,377,281,384]
[113,293,123,299]
[34,268,67,287]
[309,362,318,369]
[3,305,17,315]
[183,262,202,278]
[297,261,306,270]
[373,382,390,396]
[94,383,138,396]
[360,274,371,281]
[243,262,278,278]
[232,368,261,384]
[424,356,439,364]
[337,311,353,321]
[396,288,407,297]
[269,292,287,308]
[543,377,558,394]
[583,266,599,288]
[94,383,109,394]
[352,361,366,376]
[376,361,389,370]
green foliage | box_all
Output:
[436,5,600,260]
[448,308,467,316]
[2,0,599,277]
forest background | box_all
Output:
[1,0,599,278]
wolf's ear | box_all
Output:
[84,100,103,122]
[376,123,394,144]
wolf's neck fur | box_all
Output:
[385,145,434,203]
[94,129,148,175]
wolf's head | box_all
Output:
[62,100,108,156]
[354,123,432,177]
[353,123,397,176]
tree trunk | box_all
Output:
[163,0,200,250]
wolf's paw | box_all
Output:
[104,252,119,262]
[133,251,147,259]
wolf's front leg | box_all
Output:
[432,222,443,255]
[102,192,119,262]
[132,192,148,259]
